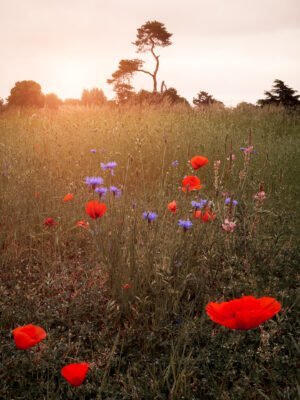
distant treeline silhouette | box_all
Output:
[1,78,299,111]
[0,20,299,111]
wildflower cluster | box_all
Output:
[11,141,280,393]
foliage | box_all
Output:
[63,98,82,106]
[114,83,135,104]
[129,88,189,106]
[0,97,5,112]
[107,59,145,84]
[193,91,224,107]
[133,20,172,52]
[81,88,107,107]
[235,102,257,111]
[44,93,62,110]
[0,107,299,399]
[257,79,300,108]
[7,80,45,108]
[162,88,189,105]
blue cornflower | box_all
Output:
[90,149,97,153]
[142,211,158,223]
[172,160,179,167]
[178,219,193,231]
[101,161,117,175]
[85,176,103,188]
[191,199,207,210]
[109,186,122,198]
[95,187,108,198]
[225,197,238,206]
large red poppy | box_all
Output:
[85,200,107,219]
[190,156,209,170]
[206,296,281,330]
[12,324,47,350]
[181,176,202,192]
[61,363,90,386]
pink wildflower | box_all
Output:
[254,191,266,202]
[222,219,237,233]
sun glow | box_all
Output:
[50,59,94,99]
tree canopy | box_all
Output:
[133,20,172,52]
[257,79,300,108]
[193,91,224,107]
[7,80,45,108]
[81,88,107,107]
[44,93,62,110]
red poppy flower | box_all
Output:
[121,283,132,289]
[190,156,209,170]
[61,363,90,386]
[63,193,74,202]
[206,296,281,330]
[181,176,202,192]
[76,220,89,229]
[44,217,57,227]
[194,210,216,222]
[12,324,47,350]
[167,200,177,213]
[85,200,107,219]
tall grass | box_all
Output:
[0,105,299,399]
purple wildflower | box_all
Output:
[240,146,257,154]
[142,211,158,223]
[85,176,103,189]
[101,161,117,175]
[90,149,97,153]
[178,219,193,231]
[95,187,108,198]
[225,197,238,206]
[191,199,207,210]
[172,160,179,167]
[109,186,122,198]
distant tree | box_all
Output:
[114,83,135,104]
[7,80,45,108]
[0,97,4,111]
[162,88,189,106]
[81,88,107,107]
[108,21,172,99]
[64,98,81,106]
[257,79,300,108]
[44,93,62,110]
[193,91,223,107]
[235,102,257,111]
[129,87,189,107]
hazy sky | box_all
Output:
[1,0,299,105]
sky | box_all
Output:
[0,0,300,106]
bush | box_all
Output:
[7,80,45,108]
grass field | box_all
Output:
[0,105,299,399]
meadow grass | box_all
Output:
[0,105,299,399]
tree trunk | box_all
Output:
[151,41,159,93]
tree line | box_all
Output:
[1,20,299,110]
